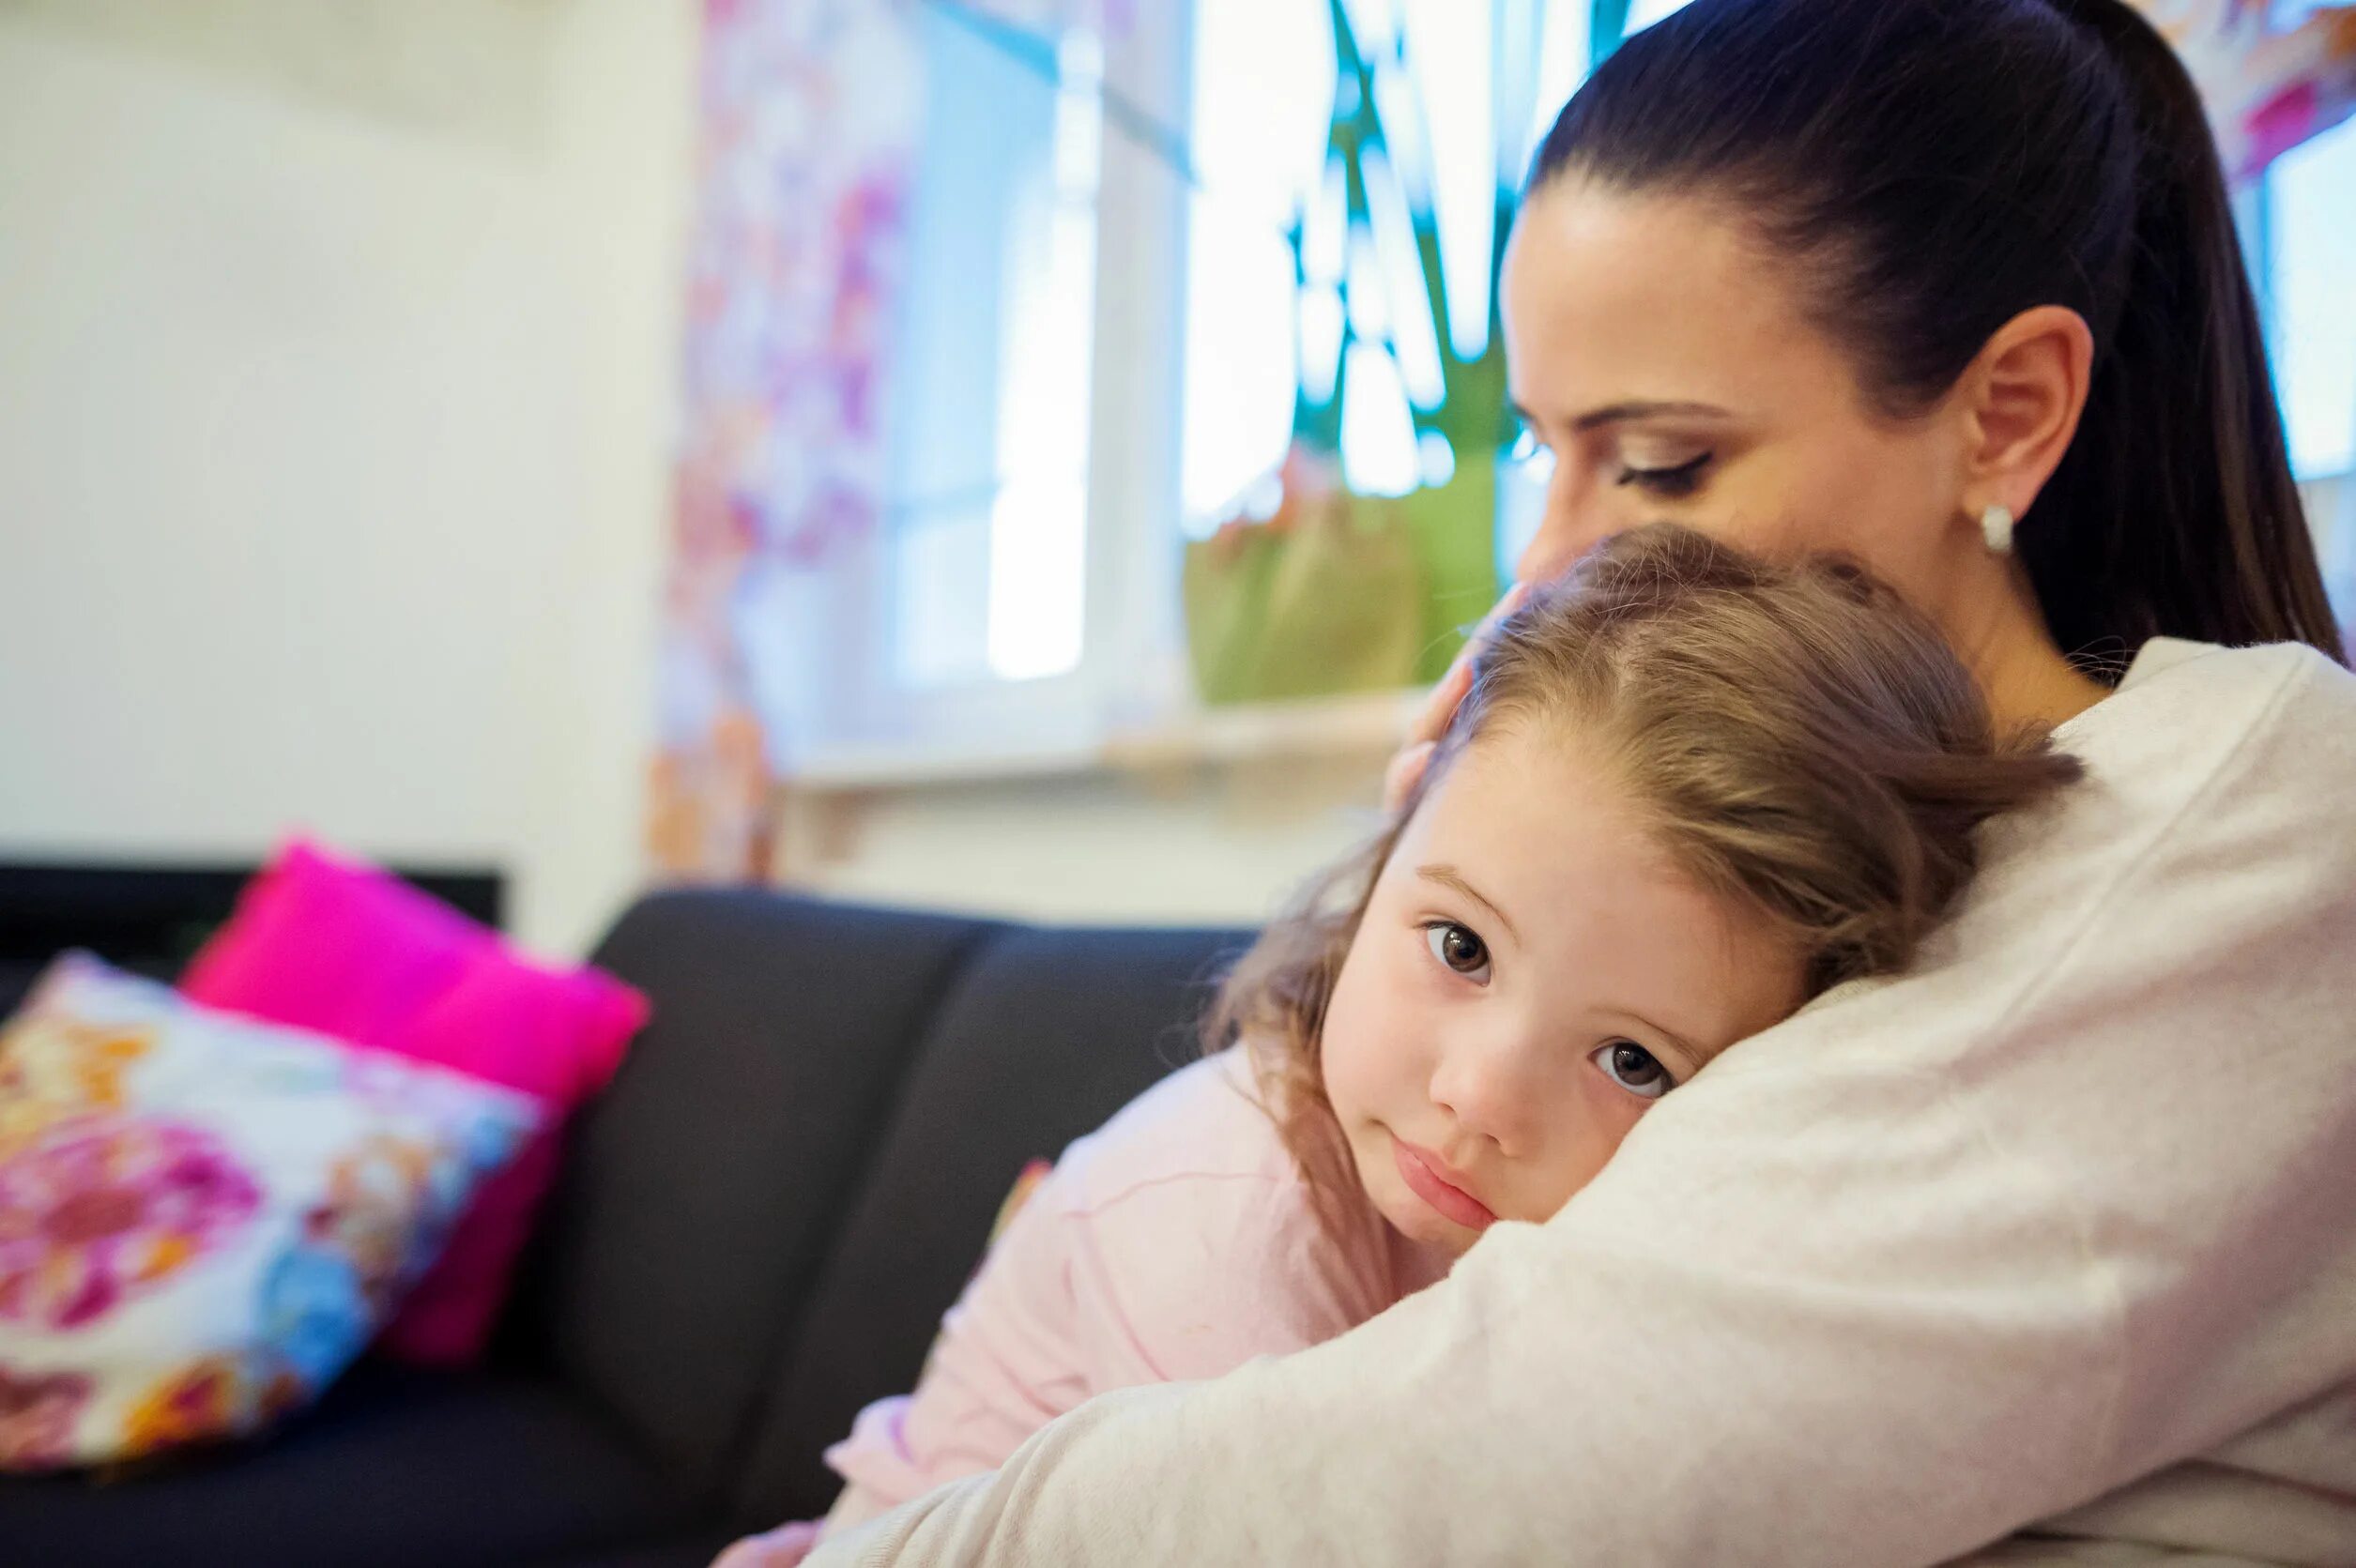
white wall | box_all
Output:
[0,1,696,955]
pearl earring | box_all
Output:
[1981,503,2015,556]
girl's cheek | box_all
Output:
[1530,1073,1653,1212]
[1329,936,1429,1103]
[1583,1073,1655,1149]
[1317,943,1388,1110]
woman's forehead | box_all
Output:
[1500,183,1835,418]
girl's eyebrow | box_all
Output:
[1416,864,1520,946]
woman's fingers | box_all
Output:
[1412,584,1525,747]
[1484,579,1532,634]
[1383,583,1530,814]
[1414,648,1477,746]
[1382,738,1439,814]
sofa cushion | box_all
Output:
[178,839,650,1368]
[0,1360,694,1568]
[727,921,1249,1523]
[0,957,541,1470]
[507,891,997,1500]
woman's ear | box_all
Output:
[1959,305,2095,520]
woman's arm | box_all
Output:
[806,646,2356,1567]
[811,1061,2128,1566]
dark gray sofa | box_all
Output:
[0,888,1250,1567]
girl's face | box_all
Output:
[1321,724,1805,1260]
[1499,179,1982,632]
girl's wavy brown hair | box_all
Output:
[1201,523,2083,1291]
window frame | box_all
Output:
[785,0,1197,785]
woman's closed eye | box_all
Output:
[1589,1040,1674,1100]
[1421,920,1492,985]
[1614,452,1711,498]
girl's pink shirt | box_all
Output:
[821,1048,1400,1527]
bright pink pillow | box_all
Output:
[179,839,648,1365]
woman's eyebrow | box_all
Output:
[1507,398,1733,434]
[1568,399,1733,433]
[1416,864,1521,946]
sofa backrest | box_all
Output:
[505,888,1251,1526]
[726,919,1249,1524]
[507,891,1001,1499]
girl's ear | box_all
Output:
[1956,304,2095,525]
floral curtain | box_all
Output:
[645,0,918,880]
[2131,1,2356,177]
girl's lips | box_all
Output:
[1392,1137,1498,1230]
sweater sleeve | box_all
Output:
[805,645,2356,1568]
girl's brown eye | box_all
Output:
[1422,921,1491,980]
[1591,1041,1673,1100]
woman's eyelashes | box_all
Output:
[1509,419,1711,500]
[1420,920,1492,985]
[1614,452,1712,498]
[1590,1041,1675,1100]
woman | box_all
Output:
[806,1,2356,1561]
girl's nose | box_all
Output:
[1427,1031,1544,1161]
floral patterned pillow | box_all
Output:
[0,955,539,1470]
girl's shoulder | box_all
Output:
[1048,1047,1299,1216]
[1026,1048,1378,1380]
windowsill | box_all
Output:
[783,686,1430,794]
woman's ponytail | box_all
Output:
[2031,0,2344,663]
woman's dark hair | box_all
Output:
[1529,0,2344,667]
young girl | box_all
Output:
[715,523,2079,1565]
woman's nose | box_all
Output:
[1514,470,1605,585]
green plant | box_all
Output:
[1188,0,1648,699]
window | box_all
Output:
[1181,0,1690,571]
[788,1,1187,775]
[808,0,1664,773]
[2252,111,2355,618]
[793,0,1714,775]
[2261,113,2356,483]
[889,9,1101,691]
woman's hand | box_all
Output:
[1382,583,1528,813]
[711,1520,823,1568]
